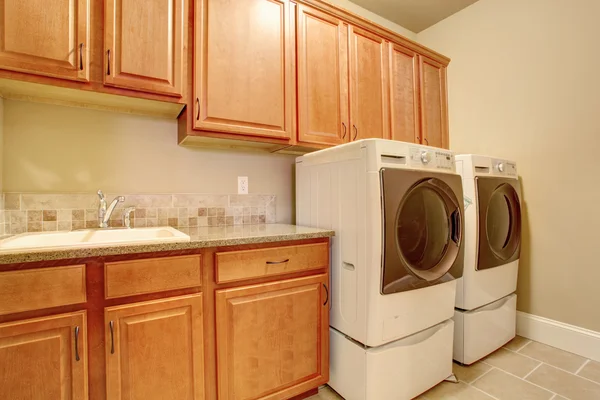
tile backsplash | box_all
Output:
[2,193,276,235]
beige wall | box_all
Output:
[418,0,600,331]
[324,0,416,39]
[2,100,296,223]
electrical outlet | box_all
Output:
[238,176,248,194]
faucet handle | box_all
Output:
[123,207,135,229]
[117,196,125,202]
[97,190,105,200]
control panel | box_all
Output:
[409,147,454,170]
[492,159,517,176]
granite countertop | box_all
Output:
[0,224,334,265]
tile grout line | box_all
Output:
[522,361,543,380]
[469,365,497,385]
[495,363,559,396]
[479,362,560,397]
[468,384,501,400]
[574,359,591,375]
[502,344,593,378]
[541,362,600,387]
[513,339,533,353]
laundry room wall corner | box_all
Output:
[416,0,600,333]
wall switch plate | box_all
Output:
[238,176,248,194]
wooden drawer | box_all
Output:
[0,265,87,315]
[105,255,202,299]
[216,242,329,284]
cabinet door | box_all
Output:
[194,0,295,139]
[297,5,348,146]
[216,274,329,400]
[104,0,186,97]
[0,0,90,81]
[349,26,389,141]
[420,56,449,149]
[0,311,88,400]
[389,43,420,144]
[105,294,205,400]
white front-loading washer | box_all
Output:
[296,139,464,400]
[453,154,522,365]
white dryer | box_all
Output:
[453,154,522,365]
[297,139,464,400]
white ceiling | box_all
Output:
[348,0,480,32]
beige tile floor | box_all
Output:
[308,336,600,400]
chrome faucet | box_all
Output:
[97,190,125,228]
[123,207,136,229]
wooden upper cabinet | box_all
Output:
[105,294,205,400]
[420,56,449,149]
[297,5,348,146]
[389,42,420,144]
[349,26,389,141]
[194,0,295,139]
[0,0,90,81]
[216,274,329,400]
[104,0,186,97]
[0,311,88,400]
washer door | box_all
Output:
[381,169,464,295]
[476,177,522,270]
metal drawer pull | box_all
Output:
[107,49,111,75]
[196,98,200,120]
[342,122,347,139]
[323,283,329,306]
[109,321,115,354]
[79,43,84,70]
[266,259,290,265]
[353,125,358,140]
[424,138,429,145]
[74,326,80,361]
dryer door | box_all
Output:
[381,169,464,295]
[476,177,522,270]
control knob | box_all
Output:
[497,163,505,172]
[421,151,432,164]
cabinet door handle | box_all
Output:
[416,136,421,143]
[196,98,200,120]
[353,125,358,141]
[266,259,289,265]
[342,122,347,139]
[79,43,84,71]
[74,326,80,361]
[323,283,329,306]
[107,49,111,75]
[424,137,429,145]
[109,321,115,354]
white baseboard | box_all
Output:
[516,311,600,362]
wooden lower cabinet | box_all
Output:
[215,274,329,400]
[0,311,88,400]
[105,294,205,400]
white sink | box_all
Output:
[0,227,190,252]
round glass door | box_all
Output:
[486,184,521,260]
[395,179,461,282]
